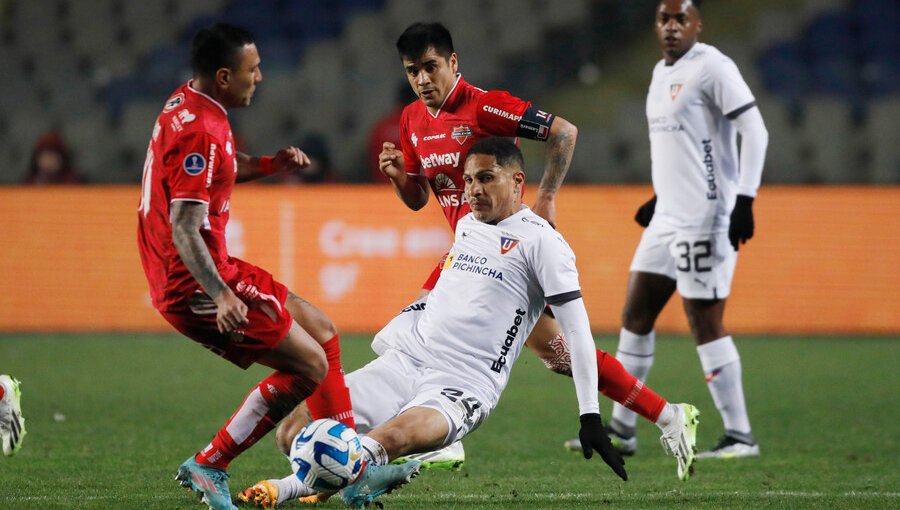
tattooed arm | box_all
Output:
[532,116,578,228]
[170,200,247,333]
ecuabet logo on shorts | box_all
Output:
[183,153,206,176]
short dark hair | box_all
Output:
[395,22,454,61]
[466,138,524,171]
[191,23,256,78]
[661,0,703,10]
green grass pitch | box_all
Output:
[0,333,897,509]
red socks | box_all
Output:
[597,349,666,422]
[195,371,318,470]
[305,336,355,428]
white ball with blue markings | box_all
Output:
[289,418,365,491]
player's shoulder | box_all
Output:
[694,43,740,72]
[503,207,558,240]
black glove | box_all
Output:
[729,194,755,251]
[634,195,657,227]
[579,413,627,481]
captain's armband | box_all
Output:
[516,106,555,141]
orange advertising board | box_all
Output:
[0,185,897,334]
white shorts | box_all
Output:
[630,223,737,300]
[347,348,490,447]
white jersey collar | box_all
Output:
[666,42,704,68]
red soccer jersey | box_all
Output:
[400,75,552,232]
[137,82,238,311]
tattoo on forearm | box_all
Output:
[540,129,575,195]
[171,203,227,298]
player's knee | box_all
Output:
[281,345,328,383]
[621,309,654,334]
[306,348,328,383]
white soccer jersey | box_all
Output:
[385,206,581,408]
[646,42,756,232]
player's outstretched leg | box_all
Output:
[658,403,700,481]
[340,461,422,508]
[0,375,26,457]
[175,456,238,510]
[392,440,465,470]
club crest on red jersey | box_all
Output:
[670,83,683,101]
[500,236,520,254]
[451,125,473,145]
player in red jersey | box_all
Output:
[136,24,355,510]
[377,22,690,465]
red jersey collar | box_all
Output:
[186,80,228,116]
[428,73,464,118]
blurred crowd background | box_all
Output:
[1,0,897,185]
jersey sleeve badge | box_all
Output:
[182,153,206,176]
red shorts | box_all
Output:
[421,253,448,291]
[160,257,293,369]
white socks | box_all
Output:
[272,474,315,503]
[697,336,753,440]
[611,328,656,435]
[359,435,389,466]
[654,403,677,431]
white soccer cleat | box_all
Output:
[696,435,760,459]
[659,403,700,481]
[0,375,26,457]
[393,441,465,470]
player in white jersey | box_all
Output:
[243,138,713,508]
[602,0,768,460]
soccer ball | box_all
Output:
[289,418,366,491]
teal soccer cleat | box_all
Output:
[340,461,422,508]
[175,456,238,510]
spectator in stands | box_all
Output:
[25,131,84,185]
[366,82,417,183]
